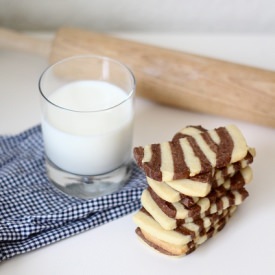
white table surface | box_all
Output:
[0,32,275,275]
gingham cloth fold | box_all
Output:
[0,125,146,262]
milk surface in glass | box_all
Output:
[41,80,133,175]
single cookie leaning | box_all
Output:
[147,165,253,203]
[133,125,249,182]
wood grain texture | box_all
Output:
[49,28,275,127]
[1,27,274,127]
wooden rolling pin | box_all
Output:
[1,27,275,127]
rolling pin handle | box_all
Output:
[0,27,51,57]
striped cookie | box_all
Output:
[134,125,249,182]
[164,153,253,201]
[172,126,255,172]
[172,126,255,188]
[133,207,235,246]
[146,153,253,200]
[213,148,255,187]
[135,207,235,256]
[181,166,252,208]
[141,187,248,230]
[147,174,212,199]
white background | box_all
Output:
[0,0,275,33]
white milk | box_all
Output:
[41,80,134,175]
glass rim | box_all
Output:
[38,55,136,113]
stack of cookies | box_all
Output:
[133,125,255,256]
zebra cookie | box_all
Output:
[134,207,235,256]
[172,127,255,190]
[164,172,213,197]
[213,148,255,188]
[172,127,255,179]
[141,187,248,230]
[160,149,253,201]
[133,206,235,246]
[133,125,249,182]
[173,166,252,208]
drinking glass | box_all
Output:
[39,55,135,199]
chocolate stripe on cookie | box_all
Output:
[202,131,219,153]
[146,177,182,203]
[208,188,248,214]
[133,209,191,245]
[133,146,144,167]
[213,149,255,186]
[180,195,199,208]
[180,166,252,208]
[170,140,190,180]
[174,207,233,237]
[148,187,177,218]
[173,127,217,169]
[141,189,179,230]
[215,127,234,167]
[186,136,212,172]
[172,125,207,141]
[133,144,162,180]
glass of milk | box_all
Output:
[39,55,135,199]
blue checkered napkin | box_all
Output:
[0,126,147,262]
